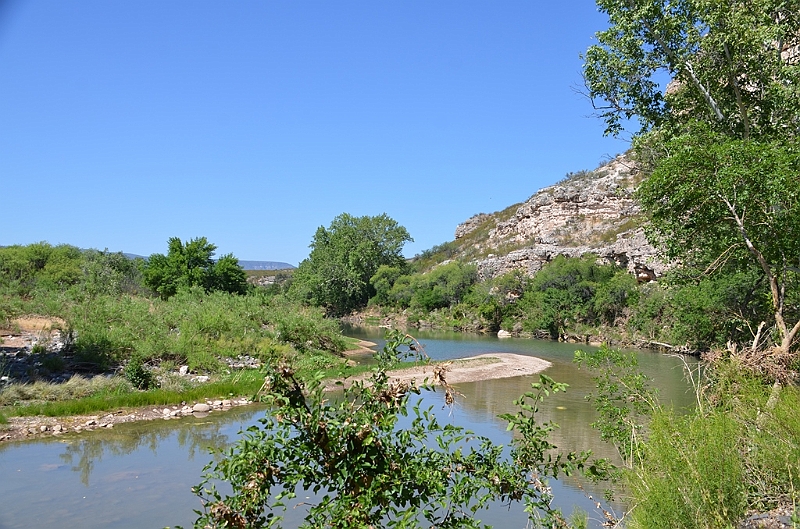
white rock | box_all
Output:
[497,330,513,339]
[192,403,211,413]
[162,408,171,415]
[195,376,209,383]
[179,365,189,376]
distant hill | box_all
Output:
[123,253,294,271]
[238,261,296,271]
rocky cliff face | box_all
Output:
[453,154,666,281]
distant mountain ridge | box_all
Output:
[122,253,294,271]
[238,261,295,271]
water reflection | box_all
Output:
[55,412,244,486]
[0,331,696,529]
[0,408,264,529]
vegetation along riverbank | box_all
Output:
[4,0,800,526]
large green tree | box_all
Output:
[585,0,800,364]
[142,237,248,299]
[291,213,412,315]
[638,128,800,361]
[583,0,800,139]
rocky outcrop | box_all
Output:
[476,228,666,281]
[455,213,491,239]
[452,154,667,280]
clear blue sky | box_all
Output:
[0,1,629,266]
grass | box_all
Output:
[0,375,130,405]
[623,365,800,529]
[2,370,267,418]
[0,355,428,420]
[626,408,748,528]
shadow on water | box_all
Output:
[0,329,697,529]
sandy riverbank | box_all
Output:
[0,352,550,444]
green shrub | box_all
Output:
[124,356,154,390]
[626,409,747,528]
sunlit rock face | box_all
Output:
[453,154,667,281]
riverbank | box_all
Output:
[0,396,255,444]
[0,351,552,444]
[342,309,701,355]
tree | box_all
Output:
[584,0,800,367]
[290,213,412,315]
[638,127,800,363]
[142,237,248,299]
[583,0,800,139]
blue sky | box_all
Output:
[0,1,629,265]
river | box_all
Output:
[0,329,696,528]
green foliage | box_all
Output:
[515,255,628,338]
[291,213,412,316]
[191,331,595,528]
[379,262,478,312]
[0,374,133,406]
[368,264,406,306]
[574,347,657,465]
[626,409,748,529]
[585,0,800,357]
[271,301,347,355]
[638,128,800,354]
[78,249,144,298]
[639,130,800,275]
[625,270,771,350]
[593,271,638,325]
[2,371,268,417]
[578,349,800,527]
[0,243,86,294]
[583,0,800,139]
[124,355,155,390]
[4,286,344,374]
[142,237,248,299]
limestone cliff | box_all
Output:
[449,154,666,281]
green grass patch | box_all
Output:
[626,409,747,529]
[2,370,267,418]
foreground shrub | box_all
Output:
[191,331,597,528]
[578,349,800,529]
[626,410,747,528]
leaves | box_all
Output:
[142,237,248,299]
[584,0,800,139]
[290,214,413,316]
[192,332,595,528]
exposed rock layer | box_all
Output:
[453,155,666,280]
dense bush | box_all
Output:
[0,242,347,377]
[578,348,800,529]
[142,237,248,299]
[513,255,631,338]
